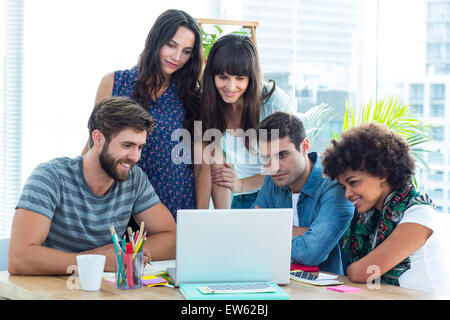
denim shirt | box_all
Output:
[253,152,353,275]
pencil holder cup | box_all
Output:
[115,251,143,290]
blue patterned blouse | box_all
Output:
[112,66,195,220]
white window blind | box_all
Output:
[0,0,24,239]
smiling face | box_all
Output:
[214,72,249,105]
[159,26,195,78]
[99,128,147,181]
[337,169,392,213]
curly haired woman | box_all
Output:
[322,122,450,294]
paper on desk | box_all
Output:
[142,276,168,286]
[144,259,175,276]
[317,273,339,280]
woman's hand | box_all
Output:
[211,163,242,194]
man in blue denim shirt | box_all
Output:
[253,112,353,275]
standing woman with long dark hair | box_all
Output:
[196,34,297,209]
[82,9,203,222]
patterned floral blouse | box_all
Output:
[112,66,195,220]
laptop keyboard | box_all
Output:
[205,282,275,294]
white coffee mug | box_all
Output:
[76,254,106,291]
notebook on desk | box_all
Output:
[178,281,290,300]
[168,208,293,287]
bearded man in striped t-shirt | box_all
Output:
[9,97,176,275]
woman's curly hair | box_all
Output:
[321,122,415,190]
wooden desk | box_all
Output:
[0,270,447,300]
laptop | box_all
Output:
[168,208,293,286]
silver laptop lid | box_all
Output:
[175,209,293,285]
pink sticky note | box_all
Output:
[326,285,362,293]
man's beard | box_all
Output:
[99,143,134,182]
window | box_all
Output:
[429,170,444,181]
[431,126,445,141]
[428,1,450,20]
[428,151,444,164]
[409,83,424,101]
[430,84,445,117]
[446,43,450,59]
[409,83,424,116]
[376,1,450,215]
[409,103,423,116]
[427,44,442,60]
[427,23,445,41]
[428,188,444,199]
[430,104,445,117]
[0,0,23,239]
[430,83,445,101]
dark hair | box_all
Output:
[321,122,416,190]
[201,34,275,135]
[256,111,306,151]
[132,9,203,134]
[88,97,156,148]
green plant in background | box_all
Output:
[201,25,222,59]
[332,97,433,190]
[296,103,335,149]
[201,25,249,59]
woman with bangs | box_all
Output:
[82,9,203,224]
[195,34,297,209]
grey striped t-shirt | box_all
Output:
[16,156,160,252]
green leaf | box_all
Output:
[200,25,252,60]
[231,30,250,36]
[214,25,223,34]
[334,96,433,190]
